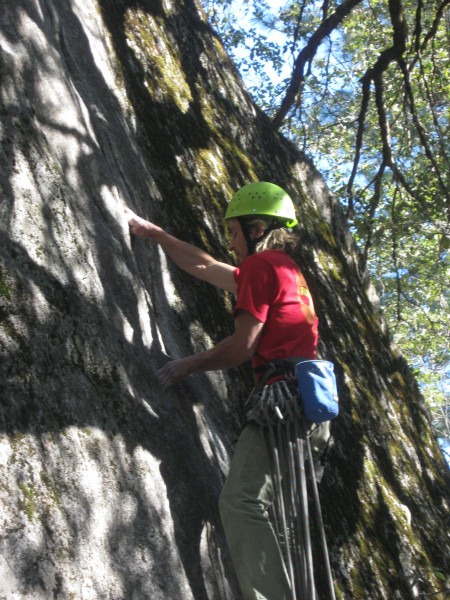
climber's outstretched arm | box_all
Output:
[125,207,236,293]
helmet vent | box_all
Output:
[225,182,298,228]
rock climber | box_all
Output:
[125,182,325,600]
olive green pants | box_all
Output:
[219,422,330,600]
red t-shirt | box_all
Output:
[233,250,318,372]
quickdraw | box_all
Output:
[246,380,336,600]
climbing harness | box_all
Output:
[246,360,338,600]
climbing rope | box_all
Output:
[247,380,336,600]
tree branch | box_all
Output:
[347,0,409,200]
[413,0,423,52]
[359,0,407,86]
[391,186,402,322]
[321,0,330,20]
[291,0,308,58]
[399,57,450,213]
[369,81,415,204]
[361,161,387,271]
[273,0,364,129]
[374,76,397,171]
[418,0,450,55]
[417,54,450,169]
[346,77,371,211]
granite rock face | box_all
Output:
[0,1,448,599]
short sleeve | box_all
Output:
[233,255,276,322]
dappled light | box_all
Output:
[0,1,448,599]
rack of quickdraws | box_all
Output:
[249,365,338,600]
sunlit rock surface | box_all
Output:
[0,1,448,598]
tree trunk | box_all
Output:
[0,1,448,599]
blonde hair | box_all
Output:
[242,217,299,256]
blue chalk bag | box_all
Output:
[295,360,339,423]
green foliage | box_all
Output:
[202,0,450,441]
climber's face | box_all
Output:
[227,219,248,264]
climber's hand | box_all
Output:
[125,207,162,238]
[157,357,195,388]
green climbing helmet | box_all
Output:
[225,182,298,228]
